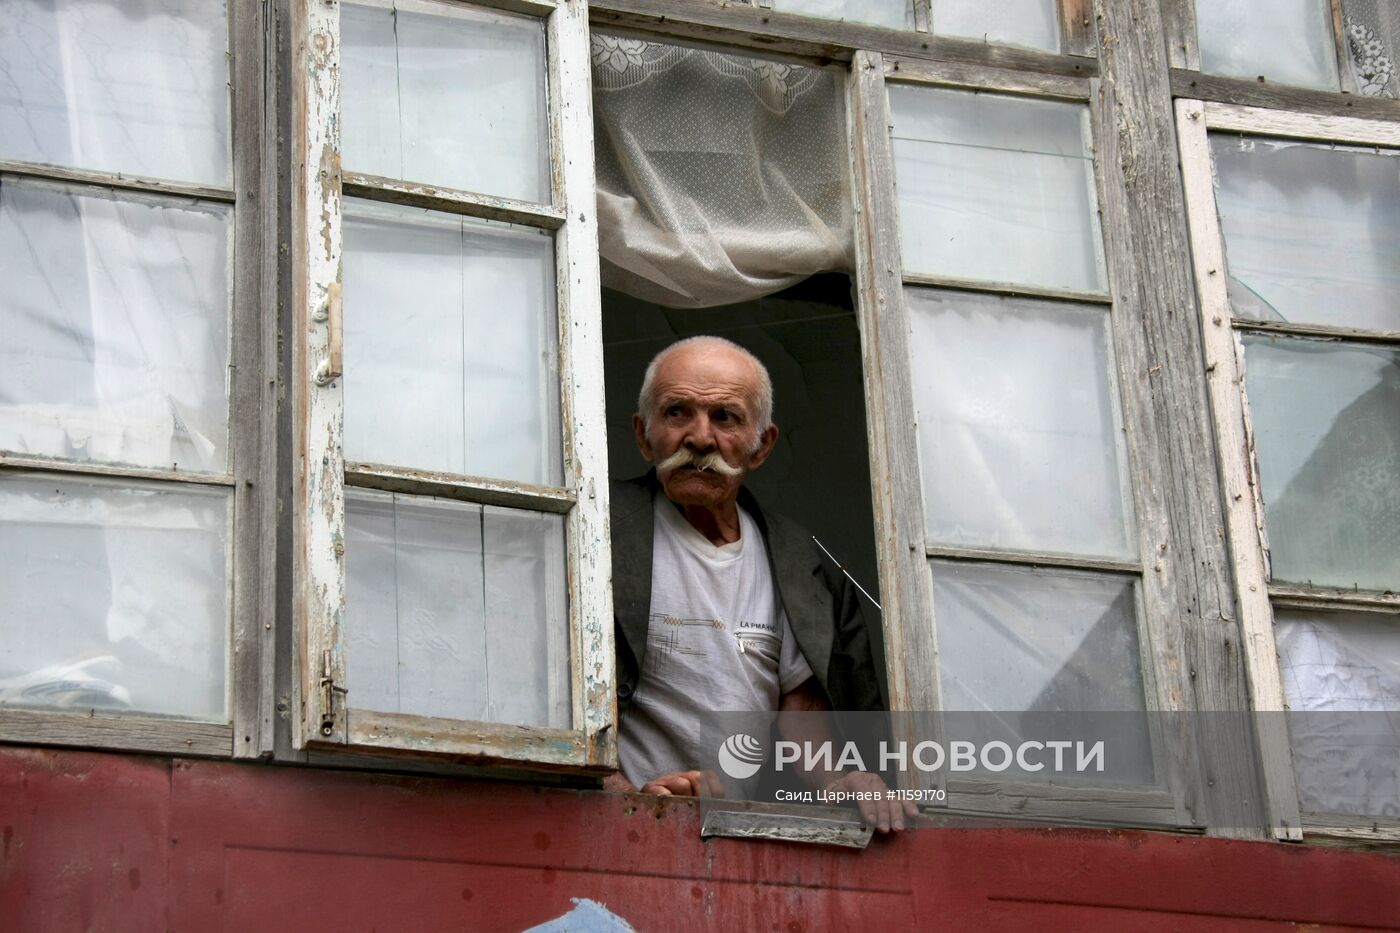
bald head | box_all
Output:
[637,336,773,436]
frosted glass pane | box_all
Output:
[774,0,912,31]
[889,85,1104,292]
[342,0,549,202]
[0,474,229,721]
[1198,0,1338,90]
[908,289,1136,559]
[1212,136,1400,332]
[1277,610,1400,817]
[0,0,230,185]
[1242,336,1399,592]
[342,199,560,485]
[932,0,1059,52]
[345,489,568,728]
[0,177,232,473]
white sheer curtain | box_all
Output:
[591,35,853,309]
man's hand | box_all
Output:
[640,770,727,799]
[824,770,918,833]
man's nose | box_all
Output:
[684,413,716,450]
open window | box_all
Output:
[589,33,887,697]
[290,0,614,771]
[849,54,1204,827]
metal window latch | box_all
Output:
[318,649,346,737]
[314,281,343,386]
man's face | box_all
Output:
[633,345,778,510]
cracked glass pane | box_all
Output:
[1212,135,1400,333]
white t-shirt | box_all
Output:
[619,495,814,790]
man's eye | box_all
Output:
[713,409,735,423]
[665,406,684,418]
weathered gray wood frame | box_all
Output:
[1177,98,1400,844]
[0,0,270,761]
[291,0,615,773]
[847,41,1196,829]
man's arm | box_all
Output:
[778,678,915,833]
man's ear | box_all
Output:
[747,424,779,469]
[633,413,654,462]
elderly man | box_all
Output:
[606,335,912,832]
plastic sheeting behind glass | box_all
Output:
[889,85,1105,293]
[0,0,230,186]
[1276,609,1400,817]
[1242,336,1399,592]
[342,199,560,486]
[0,474,229,721]
[342,0,549,203]
[930,560,1152,783]
[931,0,1060,52]
[344,488,569,728]
[774,0,912,31]
[1197,0,1339,91]
[1342,0,1400,97]
[591,36,852,309]
[908,289,1136,560]
[0,177,232,473]
[1212,136,1400,332]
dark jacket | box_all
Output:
[610,472,885,715]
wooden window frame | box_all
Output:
[0,0,274,761]
[290,0,615,773]
[849,54,1198,830]
[1177,99,1400,844]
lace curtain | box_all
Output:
[1343,0,1400,97]
[591,35,853,309]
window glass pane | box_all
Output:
[1242,336,1400,592]
[344,488,568,728]
[773,0,912,31]
[908,289,1136,559]
[0,177,232,473]
[931,560,1152,783]
[0,474,229,721]
[342,198,560,486]
[1212,136,1400,332]
[342,0,549,202]
[889,85,1104,293]
[1197,0,1338,90]
[931,0,1059,52]
[1341,0,1400,98]
[1276,609,1400,817]
[0,0,231,185]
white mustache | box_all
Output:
[656,448,744,478]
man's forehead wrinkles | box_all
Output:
[657,381,754,408]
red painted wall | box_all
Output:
[2,747,1396,932]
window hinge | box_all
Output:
[319,650,347,737]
